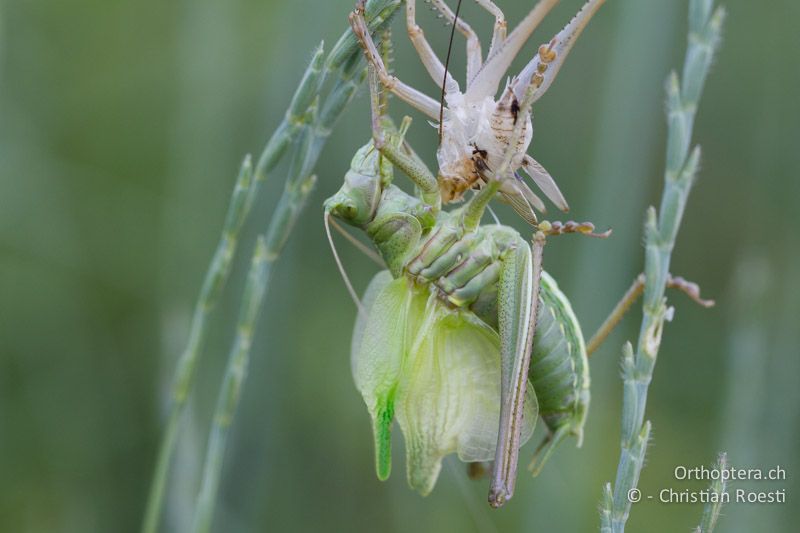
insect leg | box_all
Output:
[405,0,458,91]
[350,1,441,119]
[528,424,571,476]
[538,219,612,238]
[489,232,546,508]
[428,0,482,83]
[461,180,501,230]
[586,273,715,355]
[365,65,442,210]
[465,0,559,101]
[511,0,606,105]
[473,0,507,58]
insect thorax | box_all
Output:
[437,89,532,203]
[404,219,521,321]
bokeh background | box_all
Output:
[2,0,798,531]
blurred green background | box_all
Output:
[2,0,798,531]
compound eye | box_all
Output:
[334,200,358,221]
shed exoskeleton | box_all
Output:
[349,0,608,223]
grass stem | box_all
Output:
[600,1,724,531]
[142,156,256,533]
[694,452,729,533]
[142,2,402,530]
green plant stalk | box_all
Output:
[142,155,256,533]
[600,1,724,531]
[252,0,400,186]
[190,237,271,533]
[142,2,402,530]
[191,126,318,532]
[694,452,729,533]
[141,51,323,533]
[191,146,317,533]
[252,43,326,186]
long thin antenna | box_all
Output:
[325,212,366,317]
[486,205,501,225]
[438,0,463,142]
[329,216,385,267]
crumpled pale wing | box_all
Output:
[351,270,392,376]
[498,176,545,225]
[395,297,537,496]
[521,155,569,212]
[351,273,426,481]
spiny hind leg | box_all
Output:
[406,0,458,91]
[490,232,545,508]
[365,65,441,209]
[350,1,441,119]
[428,0,482,83]
[586,274,716,356]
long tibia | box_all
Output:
[429,0,482,83]
[462,180,501,231]
[349,3,441,119]
[406,0,458,91]
[366,66,441,209]
[466,0,559,101]
[474,0,507,58]
[512,0,606,103]
[490,232,545,508]
[586,273,715,356]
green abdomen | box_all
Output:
[529,272,590,440]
